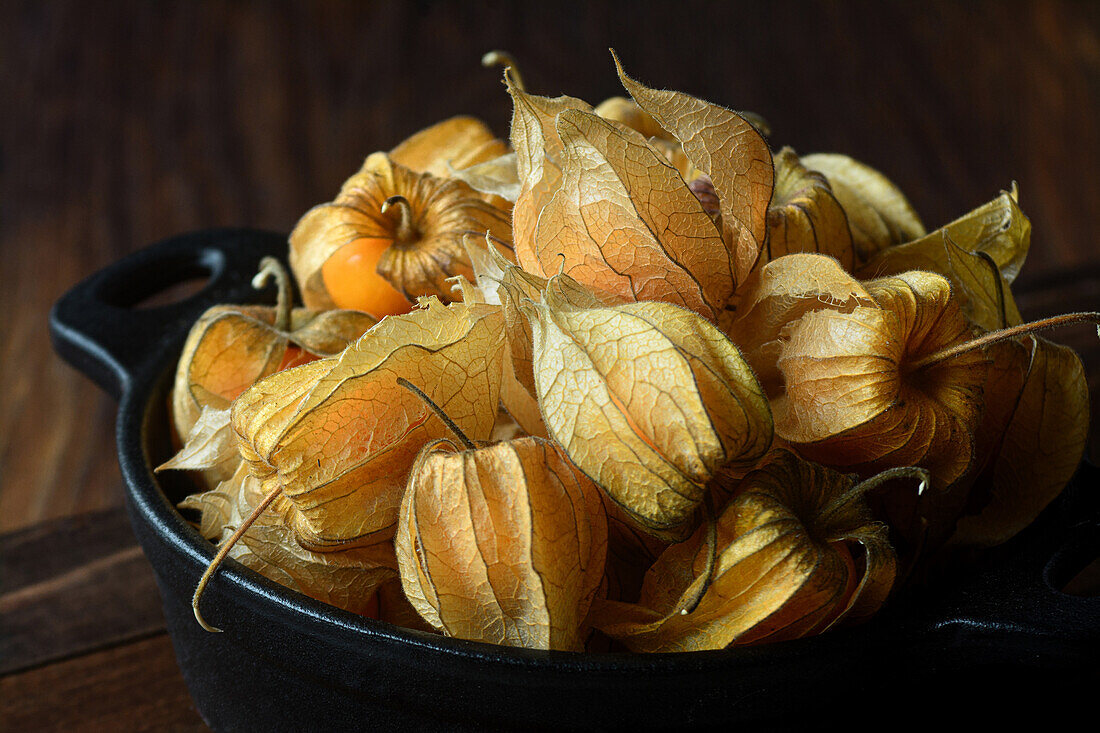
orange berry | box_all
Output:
[277,346,318,372]
[321,238,411,317]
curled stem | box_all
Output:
[252,257,293,331]
[382,195,418,244]
[820,466,931,523]
[193,484,284,632]
[482,50,525,92]
[397,377,476,450]
[909,312,1100,372]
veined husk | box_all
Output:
[463,235,627,438]
[800,152,925,265]
[858,187,1030,332]
[396,436,607,651]
[391,115,516,209]
[724,253,874,396]
[595,94,772,183]
[773,270,987,489]
[526,276,773,539]
[289,151,512,309]
[232,298,506,550]
[592,451,900,652]
[949,335,1088,548]
[505,69,592,278]
[763,148,855,271]
[508,56,773,324]
[389,115,508,179]
[170,302,375,487]
[594,96,669,141]
[180,462,397,616]
[614,54,774,286]
[533,107,734,321]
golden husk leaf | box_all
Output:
[594,96,668,140]
[764,148,855,270]
[389,115,508,178]
[951,336,1089,547]
[465,235,627,438]
[858,189,1031,330]
[526,281,773,537]
[592,451,899,652]
[615,54,774,283]
[396,437,607,651]
[158,405,239,488]
[232,298,506,550]
[447,152,520,204]
[725,253,873,395]
[773,271,987,489]
[800,152,925,264]
[532,108,733,321]
[180,462,397,616]
[506,71,593,278]
[170,302,375,470]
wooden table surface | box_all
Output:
[3,1,1099,729]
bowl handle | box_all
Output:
[50,228,288,400]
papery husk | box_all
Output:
[724,253,873,395]
[526,278,773,538]
[464,235,625,438]
[773,271,987,490]
[389,115,508,179]
[595,96,668,140]
[950,335,1089,548]
[592,451,900,652]
[529,107,733,322]
[615,54,774,285]
[863,185,1028,284]
[764,148,855,271]
[180,462,397,616]
[159,405,239,489]
[448,152,520,205]
[171,300,376,484]
[858,188,1030,330]
[506,70,593,278]
[801,152,925,265]
[232,298,506,550]
[289,152,513,309]
[396,436,608,651]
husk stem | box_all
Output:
[382,195,418,244]
[396,377,477,450]
[482,50,525,92]
[192,484,284,632]
[819,466,931,524]
[252,257,292,331]
[908,312,1099,372]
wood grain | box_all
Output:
[0,633,208,731]
[0,508,165,674]
[3,0,1099,535]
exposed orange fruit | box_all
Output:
[320,236,412,317]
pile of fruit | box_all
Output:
[161,53,1093,652]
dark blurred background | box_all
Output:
[3,0,1099,532]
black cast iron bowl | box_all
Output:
[51,229,1100,729]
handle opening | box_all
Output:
[96,249,224,311]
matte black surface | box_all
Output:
[51,230,1100,729]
